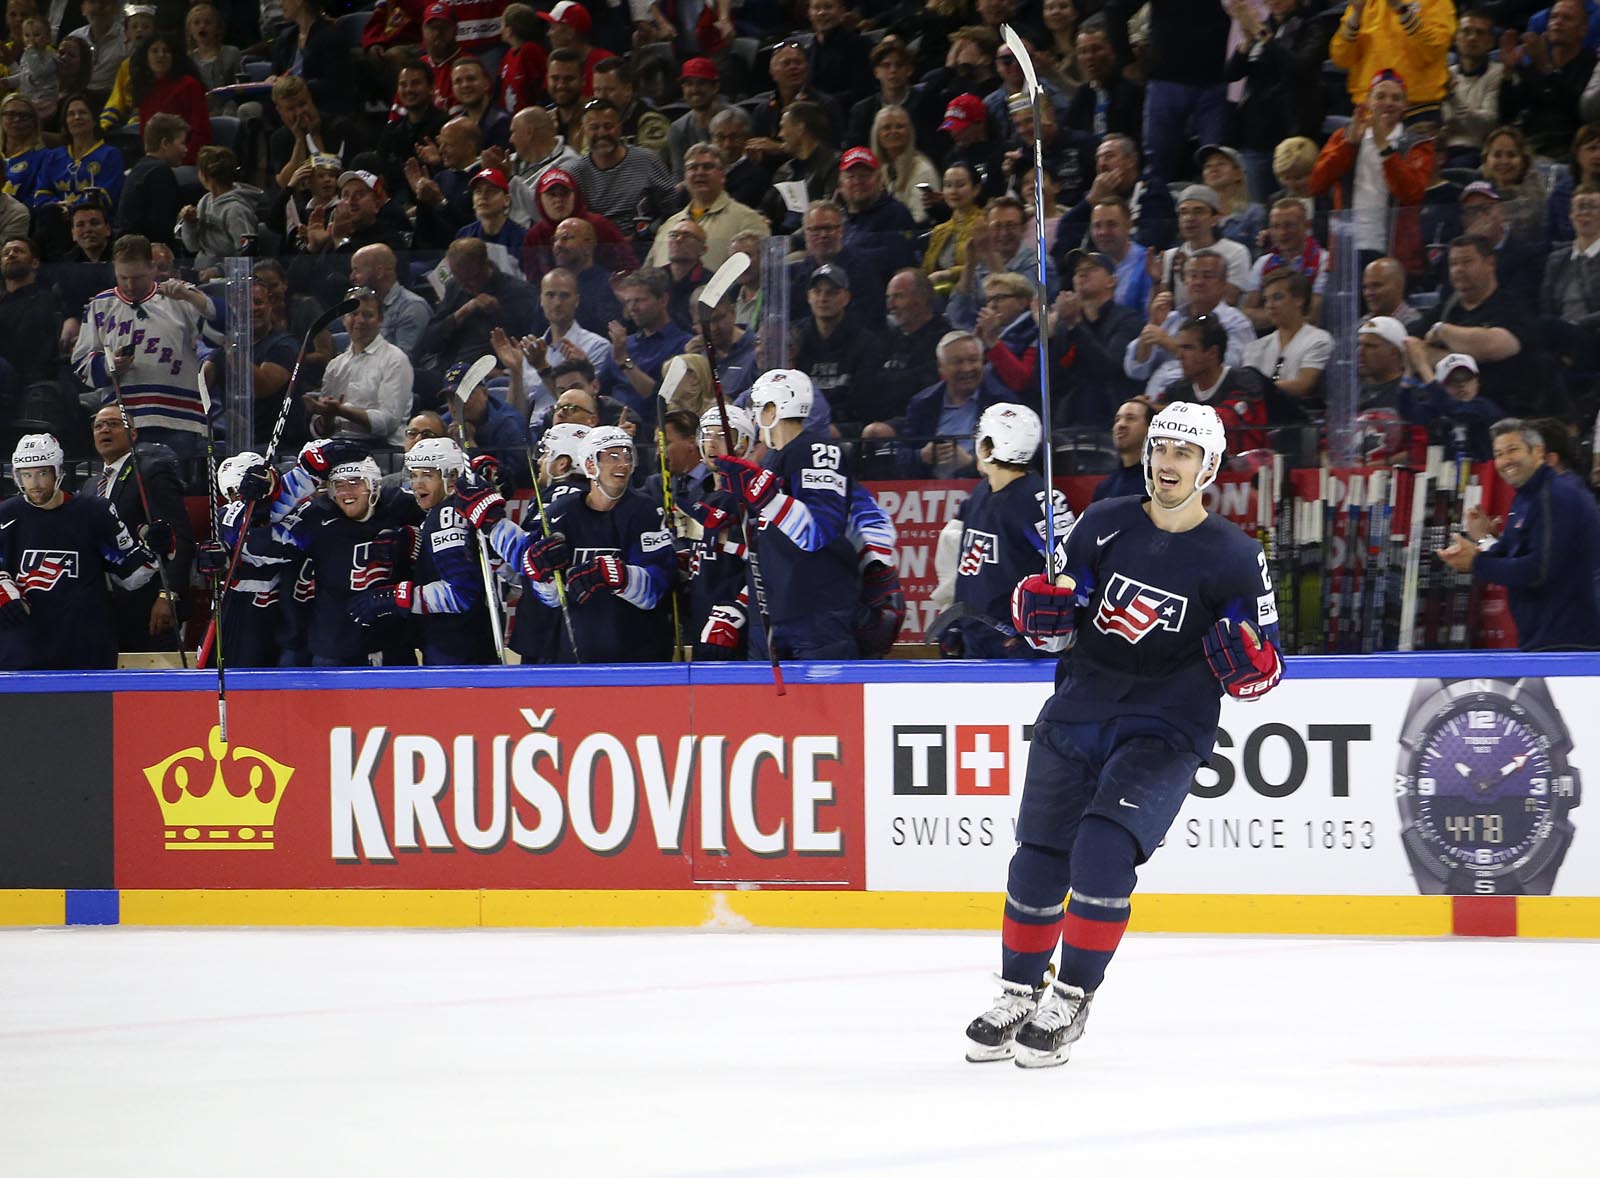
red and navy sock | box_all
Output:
[1000,843,1071,986]
[1058,816,1138,992]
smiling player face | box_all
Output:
[1147,438,1203,509]
[411,468,446,511]
[331,475,374,520]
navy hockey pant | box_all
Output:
[1000,718,1201,992]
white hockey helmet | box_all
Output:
[698,403,756,453]
[580,425,636,477]
[747,369,813,439]
[975,403,1041,466]
[540,422,592,467]
[405,436,466,479]
[1143,401,1226,503]
[329,457,382,492]
[217,451,265,499]
[11,432,63,478]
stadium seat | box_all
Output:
[335,11,369,52]
[210,116,241,152]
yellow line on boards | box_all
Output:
[0,889,65,926]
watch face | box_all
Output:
[1399,689,1576,883]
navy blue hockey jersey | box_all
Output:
[1042,495,1280,759]
[0,493,155,669]
[485,485,675,663]
[750,428,859,622]
[953,474,1073,658]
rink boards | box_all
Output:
[2,654,1599,937]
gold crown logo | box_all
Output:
[144,726,294,851]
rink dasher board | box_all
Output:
[2,654,1599,937]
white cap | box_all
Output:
[540,422,592,467]
[1434,352,1478,381]
[975,402,1041,465]
[218,451,264,499]
[11,432,63,477]
[1357,315,1408,353]
[404,436,465,477]
[329,457,381,489]
[1143,401,1227,503]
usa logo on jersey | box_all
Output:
[1093,573,1188,643]
[350,541,388,591]
[18,549,80,591]
[957,529,998,576]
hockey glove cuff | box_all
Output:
[683,490,742,533]
[236,464,279,505]
[1203,618,1283,700]
[861,559,902,609]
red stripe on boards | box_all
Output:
[1451,895,1517,937]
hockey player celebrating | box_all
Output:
[0,433,162,669]
[943,403,1075,659]
[263,446,426,667]
[204,451,288,668]
[964,402,1284,1068]
[705,369,863,660]
[456,425,676,663]
[344,437,498,665]
[507,422,589,664]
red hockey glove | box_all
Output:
[468,452,503,492]
[1011,573,1077,642]
[711,455,780,512]
[861,558,901,608]
[683,490,742,532]
[520,532,572,583]
[348,580,416,625]
[0,572,29,627]
[567,554,627,604]
[451,475,506,530]
[298,437,367,479]
[1203,618,1283,700]
[698,602,746,658]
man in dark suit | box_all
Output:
[85,404,194,654]
[1538,183,1600,370]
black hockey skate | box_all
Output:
[964,968,1052,1063]
[1013,979,1094,1068]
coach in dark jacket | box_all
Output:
[1438,419,1600,651]
[85,407,194,654]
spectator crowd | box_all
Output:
[2,0,1600,667]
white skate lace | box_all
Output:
[1028,988,1083,1033]
[979,979,1036,1030]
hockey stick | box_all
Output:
[214,291,361,624]
[102,326,189,670]
[194,365,228,736]
[450,354,507,665]
[524,444,582,662]
[698,252,784,695]
[1001,24,1060,578]
[655,356,688,660]
[924,601,1018,645]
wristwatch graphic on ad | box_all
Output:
[1396,678,1581,895]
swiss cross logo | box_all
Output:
[954,726,1009,795]
[957,529,998,577]
[349,541,388,591]
[18,548,80,591]
[1093,573,1189,644]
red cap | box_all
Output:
[940,94,985,133]
[470,166,509,192]
[539,1,591,35]
[839,146,880,172]
[536,167,575,195]
[680,56,718,81]
[422,3,452,24]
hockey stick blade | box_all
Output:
[196,364,213,414]
[455,354,498,405]
[698,252,749,310]
[312,295,361,339]
[925,602,1017,645]
[1000,24,1040,97]
[658,355,688,403]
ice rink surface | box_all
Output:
[2,927,1597,1177]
